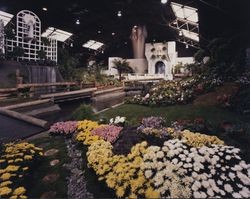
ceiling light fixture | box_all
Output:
[117,11,122,17]
[161,0,168,4]
[42,7,48,11]
[76,19,80,25]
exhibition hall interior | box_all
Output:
[0,0,250,198]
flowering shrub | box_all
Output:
[92,125,122,143]
[49,121,78,136]
[142,139,250,198]
[109,116,126,126]
[87,140,159,198]
[75,120,102,145]
[127,75,223,106]
[0,142,43,198]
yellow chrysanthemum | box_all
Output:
[13,187,26,195]
[0,181,12,187]
[0,186,12,196]
[0,173,11,181]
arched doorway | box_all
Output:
[155,61,165,74]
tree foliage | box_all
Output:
[112,59,133,81]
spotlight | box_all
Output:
[76,19,80,25]
[186,44,189,49]
[133,25,138,29]
[70,43,73,47]
[161,0,168,4]
[112,32,116,36]
[42,7,48,11]
[179,31,183,36]
[98,30,102,34]
[117,11,122,17]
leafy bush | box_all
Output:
[71,104,96,121]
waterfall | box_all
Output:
[27,65,57,83]
[27,65,57,94]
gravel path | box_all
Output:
[64,139,94,199]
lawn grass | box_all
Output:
[26,135,70,198]
[99,104,250,128]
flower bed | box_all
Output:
[0,142,43,198]
[142,139,250,198]
[50,118,249,198]
[49,121,78,136]
[127,75,223,106]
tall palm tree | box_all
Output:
[112,59,133,81]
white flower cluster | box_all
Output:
[109,116,126,125]
[142,139,250,198]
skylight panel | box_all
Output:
[181,29,199,42]
[171,2,198,23]
[0,11,14,26]
[42,27,72,42]
[82,40,104,50]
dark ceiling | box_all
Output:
[1,0,250,59]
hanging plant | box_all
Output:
[162,46,167,51]
[151,48,156,52]
[161,55,167,60]
[151,54,156,60]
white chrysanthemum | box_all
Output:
[228,172,236,180]
[162,146,169,152]
[172,158,178,165]
[167,150,176,158]
[191,184,198,191]
[232,192,242,198]
[207,188,214,197]
[238,172,250,185]
[220,190,226,196]
[217,180,223,185]
[224,184,233,193]
[239,161,248,169]
[218,152,223,156]
[200,192,207,198]
[239,188,250,198]
[225,155,231,160]
[193,191,201,198]
[192,172,198,178]
[237,183,243,188]
[194,181,201,188]
[145,170,153,178]
[156,151,164,159]
[202,180,209,188]
[236,165,243,171]
[189,153,195,158]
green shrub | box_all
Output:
[71,104,96,120]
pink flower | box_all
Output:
[91,125,123,143]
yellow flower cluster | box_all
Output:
[76,120,103,145]
[87,140,159,198]
[166,128,224,147]
[0,142,43,198]
[182,130,224,147]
